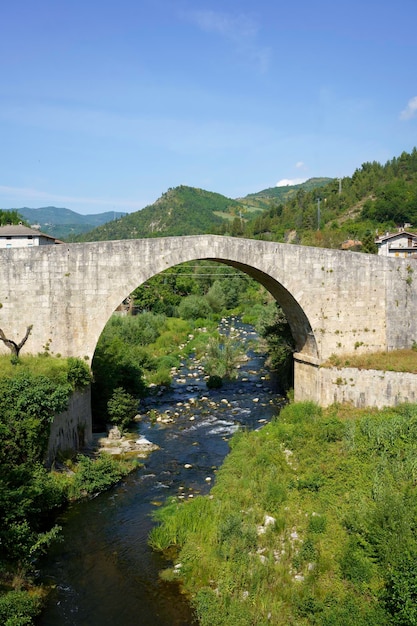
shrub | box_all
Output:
[340,538,373,585]
[384,554,417,625]
[66,357,92,389]
[203,336,243,380]
[178,295,212,320]
[107,387,138,432]
[70,454,129,498]
[0,589,43,626]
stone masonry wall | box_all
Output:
[46,386,92,465]
[318,367,417,408]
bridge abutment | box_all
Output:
[293,353,321,404]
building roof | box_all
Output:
[0,224,57,240]
[376,230,417,243]
[341,239,362,250]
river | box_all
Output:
[38,319,285,626]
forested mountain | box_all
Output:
[230,148,417,250]
[72,186,254,241]
[4,206,126,239]
[240,177,332,209]
[72,180,332,242]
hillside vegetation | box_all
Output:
[72,186,248,241]
[241,177,332,208]
[235,148,417,249]
[71,181,329,242]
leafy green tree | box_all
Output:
[361,230,378,254]
[67,357,92,389]
[107,387,138,432]
[178,295,212,320]
[0,209,26,226]
[205,281,226,312]
[0,372,70,572]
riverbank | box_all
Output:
[37,319,282,625]
[150,401,417,625]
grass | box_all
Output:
[0,353,70,383]
[149,401,417,625]
[324,348,417,373]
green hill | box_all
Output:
[73,180,331,242]
[73,186,248,241]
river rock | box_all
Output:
[107,425,122,440]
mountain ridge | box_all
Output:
[3,206,127,239]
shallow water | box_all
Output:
[38,319,285,626]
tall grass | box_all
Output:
[149,402,417,625]
[0,354,70,384]
[325,349,417,373]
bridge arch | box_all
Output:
[88,247,319,368]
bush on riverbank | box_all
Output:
[149,401,417,625]
[0,355,133,625]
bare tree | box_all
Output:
[0,325,33,358]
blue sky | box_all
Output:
[1,0,417,214]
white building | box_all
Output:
[375,229,417,258]
[0,224,61,249]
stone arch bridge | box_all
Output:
[1,235,416,404]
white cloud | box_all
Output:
[276,178,306,187]
[189,10,258,39]
[400,96,417,120]
[295,161,305,169]
[185,10,270,73]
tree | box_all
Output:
[107,387,138,432]
[178,295,212,320]
[0,209,26,226]
[361,230,378,254]
[0,325,33,359]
